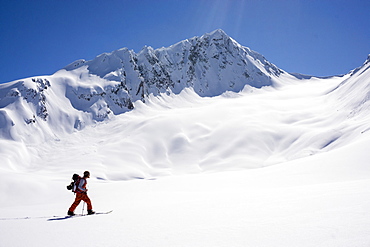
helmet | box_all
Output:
[83,171,90,177]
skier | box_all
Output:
[67,171,95,216]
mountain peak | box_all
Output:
[200,29,232,44]
[208,29,228,38]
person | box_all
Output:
[67,171,95,216]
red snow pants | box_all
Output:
[68,192,93,212]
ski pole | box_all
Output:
[82,201,85,216]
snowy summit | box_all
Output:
[1,30,370,246]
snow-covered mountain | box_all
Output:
[0,29,285,142]
[64,29,283,97]
[1,29,370,173]
[0,29,369,163]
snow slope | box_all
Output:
[1,30,370,246]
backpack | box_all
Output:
[66,174,81,192]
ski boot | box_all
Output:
[67,211,75,216]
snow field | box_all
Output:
[2,143,370,247]
[1,60,370,246]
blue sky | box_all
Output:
[0,0,369,83]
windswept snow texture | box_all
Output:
[1,30,370,246]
